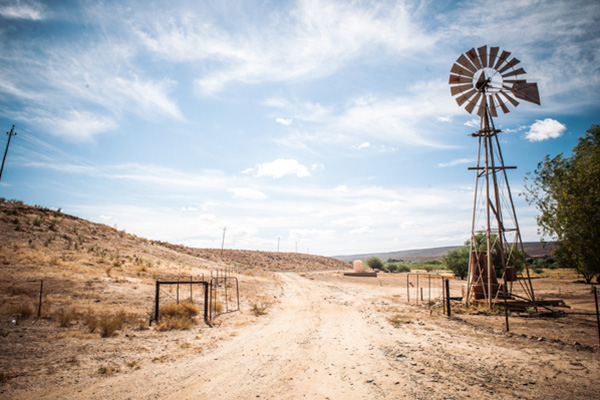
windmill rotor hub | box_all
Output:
[474,68,502,94]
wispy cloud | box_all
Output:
[0,0,45,20]
[17,109,117,142]
[438,158,475,168]
[134,0,435,94]
[0,36,182,141]
[229,188,268,200]
[268,81,460,149]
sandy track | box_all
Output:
[24,272,600,400]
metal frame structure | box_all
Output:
[449,45,539,307]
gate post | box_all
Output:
[154,281,160,323]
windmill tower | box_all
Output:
[449,45,540,308]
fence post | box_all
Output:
[416,274,420,305]
[594,286,600,347]
[203,282,209,323]
[154,281,160,323]
[428,275,431,308]
[37,280,44,319]
[504,284,510,332]
[407,274,410,303]
[445,279,451,317]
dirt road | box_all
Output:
[21,272,600,399]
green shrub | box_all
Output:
[366,256,384,270]
[250,302,268,316]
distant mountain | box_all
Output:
[334,241,556,263]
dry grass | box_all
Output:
[387,314,409,328]
[56,306,78,327]
[157,301,199,331]
[99,312,126,337]
[9,303,34,319]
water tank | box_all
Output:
[353,260,364,273]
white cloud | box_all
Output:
[354,142,371,150]
[135,0,434,94]
[20,109,117,141]
[229,188,268,200]
[275,118,293,126]
[464,119,479,128]
[438,158,475,168]
[0,1,45,20]
[311,163,324,171]
[525,119,566,142]
[246,159,310,179]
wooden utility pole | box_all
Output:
[0,125,17,182]
[221,226,226,257]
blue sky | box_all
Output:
[0,0,598,256]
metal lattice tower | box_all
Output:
[449,45,540,307]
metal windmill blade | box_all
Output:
[449,45,540,115]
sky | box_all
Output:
[0,0,598,256]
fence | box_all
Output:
[152,273,240,325]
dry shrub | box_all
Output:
[157,301,198,331]
[97,365,118,375]
[99,311,125,337]
[83,314,99,333]
[10,303,34,319]
[156,315,194,331]
[134,317,149,331]
[126,360,140,370]
[56,306,78,327]
[160,301,199,319]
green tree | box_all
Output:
[366,256,384,270]
[444,244,469,279]
[524,124,600,283]
[444,234,526,280]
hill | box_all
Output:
[335,241,556,263]
[0,199,349,330]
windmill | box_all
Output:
[449,45,540,308]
